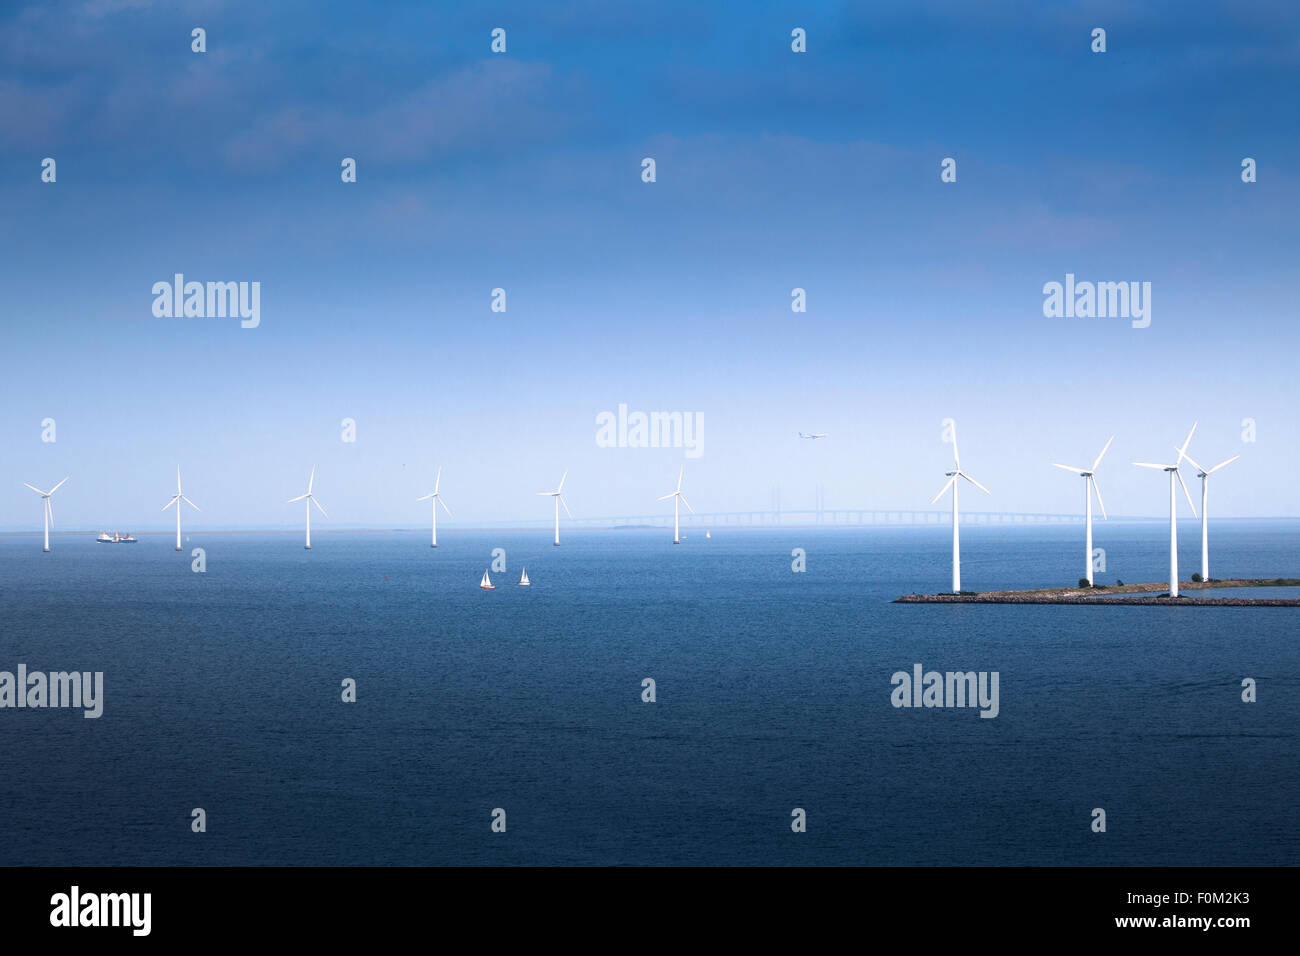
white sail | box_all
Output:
[519,567,530,586]
[480,570,492,588]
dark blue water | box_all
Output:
[1,521,1296,865]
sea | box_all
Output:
[0,520,1296,866]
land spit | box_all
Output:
[895,578,1300,606]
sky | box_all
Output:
[1,0,1298,530]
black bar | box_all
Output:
[0,866,1279,942]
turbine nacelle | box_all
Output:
[288,466,328,516]
[162,466,201,512]
[931,469,990,504]
[537,470,572,515]
[416,467,453,516]
[657,466,695,513]
[1179,450,1239,482]
[1134,421,1199,518]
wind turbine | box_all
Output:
[161,466,200,551]
[416,467,453,548]
[1133,423,1198,597]
[930,424,990,593]
[657,466,695,544]
[1178,448,1239,582]
[287,466,327,549]
[537,470,571,546]
[1052,436,1113,585]
[23,478,68,552]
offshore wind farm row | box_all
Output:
[14,420,1256,599]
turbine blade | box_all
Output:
[675,466,683,493]
[1051,463,1087,474]
[680,494,695,514]
[435,466,441,494]
[1132,462,1169,470]
[177,466,182,493]
[438,497,453,517]
[416,493,435,501]
[1179,449,1207,474]
[1176,469,1197,517]
[288,493,309,503]
[312,497,328,517]
[162,495,180,511]
[182,495,200,512]
[559,495,572,519]
[1091,476,1108,520]
[950,424,960,471]
[960,471,992,495]
[308,466,315,494]
[1210,455,1240,473]
[48,477,69,495]
[1178,422,1198,458]
[1090,436,1114,473]
[537,491,552,496]
[46,498,54,529]
[930,476,956,505]
[557,469,568,492]
[23,482,43,495]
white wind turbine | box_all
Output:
[161,466,200,551]
[1177,448,1239,582]
[1133,423,1198,597]
[538,469,571,546]
[416,467,452,548]
[23,477,69,552]
[930,424,990,593]
[1052,436,1113,585]
[287,466,327,549]
[657,466,695,544]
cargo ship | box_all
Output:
[97,531,138,543]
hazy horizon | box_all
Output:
[5,515,1298,536]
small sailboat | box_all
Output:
[480,570,495,590]
[705,531,711,539]
[518,567,530,586]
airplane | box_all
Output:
[798,432,828,440]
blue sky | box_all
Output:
[1,0,1297,529]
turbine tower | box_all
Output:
[1133,423,1198,597]
[1052,436,1113,585]
[1178,449,1239,582]
[657,466,695,544]
[161,466,201,551]
[287,466,327,550]
[23,477,69,552]
[416,467,453,547]
[930,424,990,593]
[537,470,571,546]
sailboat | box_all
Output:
[705,531,711,539]
[479,570,495,590]
[518,567,530,586]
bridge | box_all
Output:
[478,508,1155,530]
